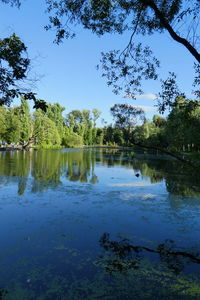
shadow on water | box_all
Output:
[2,233,200,299]
[0,289,8,300]
[97,232,200,275]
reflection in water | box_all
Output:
[0,289,8,299]
[1,149,200,299]
[97,233,200,275]
[0,148,199,199]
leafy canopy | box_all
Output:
[45,0,200,111]
[0,0,199,111]
[110,103,145,129]
[0,34,30,105]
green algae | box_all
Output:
[2,257,200,300]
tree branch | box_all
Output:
[144,0,200,63]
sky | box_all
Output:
[0,0,196,125]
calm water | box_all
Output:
[0,148,200,299]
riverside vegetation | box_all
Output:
[0,96,199,156]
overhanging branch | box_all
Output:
[144,0,200,63]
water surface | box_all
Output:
[0,149,200,299]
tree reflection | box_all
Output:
[0,151,30,195]
[97,233,200,275]
[131,155,200,197]
[0,149,199,198]
[66,151,92,183]
[0,149,100,194]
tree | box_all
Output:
[0,34,30,106]
[92,108,101,127]
[165,96,200,151]
[92,108,101,144]
[0,106,7,140]
[113,128,124,145]
[45,0,200,110]
[46,103,65,139]
[110,104,145,130]
[110,104,145,145]
[18,97,31,143]
[153,115,166,128]
[4,106,21,143]
[85,120,93,145]
[33,110,61,147]
[46,0,199,59]
[0,33,48,109]
[2,1,199,111]
[69,110,83,124]
[66,110,84,136]
[0,1,48,109]
[104,125,114,145]
[96,128,104,145]
[82,109,91,144]
[1,1,20,6]
[62,131,83,148]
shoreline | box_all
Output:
[0,146,24,151]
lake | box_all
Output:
[0,148,200,299]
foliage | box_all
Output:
[131,96,200,152]
[33,109,61,147]
[0,32,49,110]
[165,96,200,151]
[0,106,7,138]
[46,102,65,138]
[66,108,101,145]
[45,0,200,111]
[62,132,83,148]
[18,97,31,142]
[1,0,20,6]
[4,107,21,143]
[92,108,101,127]
[110,103,145,129]
[0,95,199,153]
[1,0,199,113]
[0,34,30,106]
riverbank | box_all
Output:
[83,145,135,150]
[0,146,23,151]
[1,144,200,163]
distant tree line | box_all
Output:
[104,98,200,153]
[0,96,199,152]
[0,98,102,148]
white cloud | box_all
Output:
[133,105,156,112]
[124,93,157,100]
[108,104,156,112]
[135,93,157,100]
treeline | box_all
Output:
[104,97,200,153]
[0,96,199,152]
[0,98,102,148]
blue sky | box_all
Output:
[0,0,196,125]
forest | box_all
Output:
[0,96,199,153]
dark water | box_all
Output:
[0,148,200,299]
